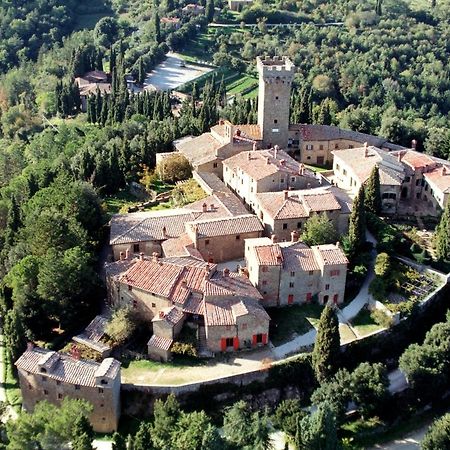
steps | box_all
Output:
[197,326,213,358]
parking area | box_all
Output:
[144,52,213,91]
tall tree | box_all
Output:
[365,165,382,215]
[312,305,340,383]
[347,185,366,259]
[134,422,153,450]
[434,200,450,262]
[153,11,161,43]
[223,401,253,448]
[112,432,127,450]
[206,0,215,22]
[301,212,339,246]
[421,414,450,450]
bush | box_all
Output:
[370,309,394,329]
[171,342,197,357]
[105,308,138,345]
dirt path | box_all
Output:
[368,425,428,450]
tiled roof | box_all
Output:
[182,194,232,219]
[161,233,200,259]
[182,294,204,315]
[110,209,198,245]
[223,148,315,181]
[280,244,320,271]
[397,150,436,170]
[235,124,262,141]
[205,272,263,299]
[152,306,184,325]
[424,166,450,194]
[15,347,120,387]
[290,124,405,151]
[205,298,269,327]
[332,146,404,186]
[175,133,222,166]
[187,214,263,238]
[254,244,283,266]
[147,335,173,351]
[78,83,112,96]
[256,188,341,220]
[73,316,110,353]
[313,244,349,265]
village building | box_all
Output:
[228,0,253,11]
[288,124,405,166]
[175,120,262,177]
[245,236,348,307]
[15,347,121,433]
[160,16,181,29]
[332,144,405,214]
[222,147,322,211]
[254,186,351,241]
[181,3,205,15]
[106,255,270,360]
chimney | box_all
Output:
[411,139,417,150]
[139,252,145,261]
[274,145,279,158]
[210,203,215,210]
[397,151,404,163]
[204,264,212,280]
[236,129,241,137]
[202,202,207,213]
[162,226,167,239]
[219,119,224,125]
[253,142,257,151]
[70,344,81,361]
[271,234,278,243]
[223,268,230,277]
[280,159,286,166]
[119,251,125,261]
[442,166,448,176]
[152,252,159,263]
[291,230,299,242]
[336,241,340,248]
[266,156,270,165]
[284,190,289,200]
[27,342,34,351]
[125,248,130,260]
[159,311,165,319]
[248,152,251,161]
[299,163,305,176]
[364,142,368,157]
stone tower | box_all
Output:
[257,56,295,149]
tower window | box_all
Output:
[274,119,278,124]
[275,96,279,100]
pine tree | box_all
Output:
[312,305,340,383]
[206,0,215,22]
[434,200,450,262]
[134,422,153,450]
[72,433,93,450]
[112,433,127,450]
[347,185,366,259]
[365,165,382,215]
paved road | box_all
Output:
[209,22,344,27]
[368,425,428,450]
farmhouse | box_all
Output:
[15,346,121,433]
[245,237,348,307]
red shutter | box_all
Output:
[288,294,294,305]
[252,335,257,346]
[233,337,239,350]
[220,338,226,351]
[262,334,268,345]
[333,294,339,304]
[306,293,312,302]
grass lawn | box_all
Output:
[103,190,141,216]
[1,342,22,412]
[226,75,258,96]
[351,308,385,337]
[339,323,357,343]
[178,32,216,63]
[304,164,331,173]
[268,303,323,346]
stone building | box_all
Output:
[228,0,253,11]
[15,347,121,433]
[287,124,405,166]
[175,120,261,177]
[245,236,348,307]
[223,147,321,211]
[106,255,270,358]
[254,186,350,241]
[332,144,405,214]
[257,56,296,148]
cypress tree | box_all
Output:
[434,200,450,262]
[5,195,21,245]
[153,11,161,43]
[110,46,116,73]
[206,0,215,22]
[347,185,366,259]
[312,305,340,383]
[138,57,145,85]
[365,165,382,215]
[134,422,153,450]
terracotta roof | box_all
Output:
[235,124,262,141]
[280,244,320,272]
[290,124,405,151]
[187,214,263,238]
[182,294,204,315]
[110,209,199,245]
[160,16,180,23]
[73,315,110,353]
[205,298,269,327]
[224,148,315,181]
[152,306,184,325]
[423,165,450,194]
[162,233,203,259]
[397,150,436,170]
[205,272,263,299]
[313,244,349,265]
[175,132,222,166]
[332,146,404,186]
[15,348,120,387]
[254,244,283,266]
[182,194,232,219]
[147,335,173,351]
[256,188,341,220]
[78,83,112,96]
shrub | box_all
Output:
[105,308,137,345]
[370,309,394,329]
[171,342,197,357]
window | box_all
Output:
[289,282,294,288]
[307,156,311,160]
[309,270,314,276]
[275,96,279,100]
[336,163,340,171]
[262,280,267,286]
[281,178,285,183]
[319,145,324,150]
[334,143,339,149]
[306,292,312,302]
[226,337,234,347]
[330,270,340,277]
[205,239,210,246]
[242,323,248,330]
[416,193,421,199]
[151,302,156,308]
[405,176,411,182]
[58,393,63,400]
[28,384,32,390]
[262,266,268,272]
[349,145,354,149]
[213,162,218,168]
[283,223,288,230]
[288,294,294,304]
[306,144,313,151]
[75,385,80,390]
[274,119,278,124]
[56,381,61,386]
[43,390,48,396]
[98,388,104,394]
[256,334,263,344]
[425,184,429,191]
[235,235,240,240]
[291,177,295,182]
[290,271,295,277]
[133,243,140,253]
[132,299,137,309]
[343,169,347,176]
[325,284,330,290]
[100,403,104,408]
[41,376,46,382]
[297,222,302,229]
[101,379,108,385]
